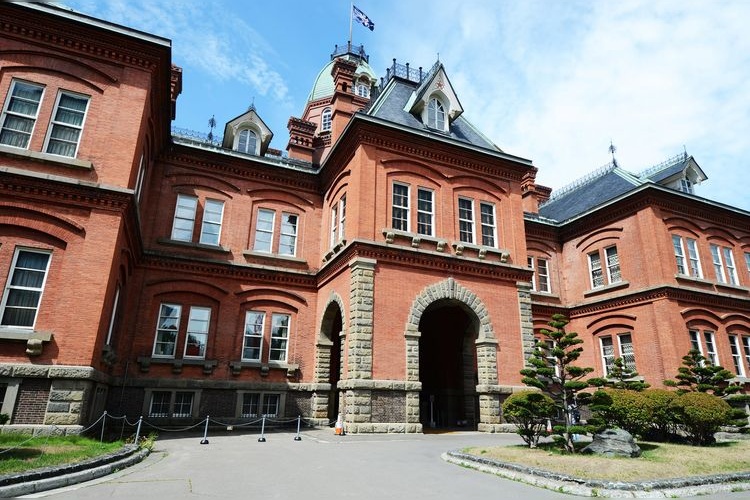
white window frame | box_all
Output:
[148,390,196,418]
[261,393,281,417]
[416,188,434,236]
[279,212,299,256]
[242,311,265,362]
[689,329,704,355]
[355,79,370,98]
[673,235,702,278]
[745,252,750,274]
[742,336,750,377]
[427,97,446,131]
[236,128,258,155]
[458,197,474,244]
[254,208,275,253]
[321,108,332,132]
[171,194,198,242]
[588,251,604,288]
[152,303,181,358]
[0,79,44,150]
[392,183,410,232]
[43,90,90,158]
[135,154,146,204]
[479,202,497,248]
[330,203,338,247]
[704,330,718,366]
[338,195,346,242]
[686,237,702,277]
[711,245,738,285]
[199,199,224,246]
[0,248,52,329]
[269,313,290,362]
[729,335,745,377]
[528,256,551,293]
[604,246,622,284]
[105,284,121,345]
[599,334,635,376]
[172,391,194,418]
[149,391,171,418]
[183,306,210,359]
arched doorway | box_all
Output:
[419,299,479,430]
[318,299,344,423]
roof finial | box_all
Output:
[207,114,216,143]
[248,97,256,112]
[608,140,618,168]
[683,144,688,160]
[437,52,440,62]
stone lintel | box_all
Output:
[338,379,422,391]
[475,384,527,394]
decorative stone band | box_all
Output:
[337,379,422,391]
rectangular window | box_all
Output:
[704,331,718,365]
[242,311,264,361]
[480,202,496,247]
[686,238,702,278]
[330,204,338,247]
[254,209,275,252]
[153,303,181,357]
[619,334,635,370]
[723,247,738,285]
[1,248,52,328]
[417,188,433,236]
[262,393,280,417]
[44,91,89,157]
[183,306,210,359]
[105,285,121,345]
[673,235,702,277]
[241,393,260,417]
[745,252,750,273]
[458,198,474,244]
[689,329,704,355]
[527,257,536,291]
[605,246,621,283]
[589,251,604,288]
[0,80,44,149]
[279,213,298,256]
[338,195,346,242]
[743,337,750,376]
[269,313,290,362]
[600,336,615,375]
[729,335,745,377]
[172,392,194,418]
[392,183,409,232]
[171,194,198,242]
[537,258,550,293]
[149,391,171,418]
[199,199,224,246]
[673,235,686,275]
[710,244,726,283]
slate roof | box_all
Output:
[366,78,499,151]
[536,153,705,223]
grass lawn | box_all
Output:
[0,434,123,476]
[464,440,750,482]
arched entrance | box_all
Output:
[419,299,479,430]
[317,296,345,423]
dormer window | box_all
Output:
[237,129,258,155]
[427,97,446,131]
[321,108,332,132]
[680,178,694,194]
[355,79,370,98]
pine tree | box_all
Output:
[520,314,594,453]
[664,349,740,396]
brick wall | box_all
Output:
[13,379,51,425]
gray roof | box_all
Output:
[366,78,499,151]
[536,153,708,223]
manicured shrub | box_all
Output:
[590,389,655,437]
[502,390,556,448]
[642,389,678,441]
[671,392,733,445]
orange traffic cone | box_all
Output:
[334,414,344,435]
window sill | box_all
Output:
[136,356,218,374]
[714,282,749,295]
[323,239,347,262]
[157,238,231,253]
[0,144,92,170]
[530,290,560,300]
[382,229,447,252]
[0,328,53,356]
[229,361,298,378]
[674,274,715,288]
[243,250,306,264]
[451,241,510,263]
[584,280,630,297]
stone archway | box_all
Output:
[404,278,501,430]
[311,292,346,424]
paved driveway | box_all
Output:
[18,429,750,499]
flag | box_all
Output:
[353,5,375,31]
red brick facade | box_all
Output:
[0,4,747,433]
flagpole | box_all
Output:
[348,2,353,47]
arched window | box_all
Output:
[355,80,370,98]
[237,129,258,154]
[321,108,332,132]
[427,97,445,130]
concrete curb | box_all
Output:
[443,451,750,498]
[0,445,149,498]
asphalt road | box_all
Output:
[16,429,750,499]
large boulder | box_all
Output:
[582,428,641,458]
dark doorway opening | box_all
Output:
[326,307,343,423]
[419,299,479,431]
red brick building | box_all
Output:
[0,3,748,433]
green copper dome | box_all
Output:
[307,48,378,102]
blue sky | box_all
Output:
[60,0,750,211]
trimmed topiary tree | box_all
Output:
[670,391,733,445]
[664,349,739,396]
[520,314,594,453]
[502,390,556,448]
[642,388,678,441]
[589,388,655,438]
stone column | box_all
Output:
[475,338,500,429]
[517,282,536,361]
